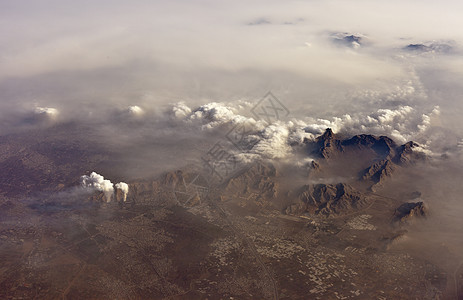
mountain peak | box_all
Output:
[321,128,334,139]
[285,183,371,217]
[314,128,342,158]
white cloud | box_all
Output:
[187,102,256,130]
[115,182,129,202]
[34,107,59,120]
[81,172,114,202]
[164,100,440,166]
[172,102,192,119]
[127,105,144,116]
[251,122,292,159]
[35,106,59,116]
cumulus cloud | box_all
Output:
[80,172,114,202]
[172,102,192,119]
[187,102,256,130]
[115,182,129,202]
[162,99,442,168]
[297,105,441,145]
[127,105,144,116]
[35,106,59,117]
[8,105,61,129]
[251,122,292,159]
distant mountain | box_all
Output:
[403,42,453,54]
[331,33,364,49]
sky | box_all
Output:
[1,0,463,108]
[1,0,463,149]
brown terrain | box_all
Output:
[0,126,459,299]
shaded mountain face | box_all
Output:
[393,202,428,224]
[272,129,431,218]
[285,183,372,216]
[313,128,397,159]
[308,128,426,190]
[224,163,278,200]
[362,159,396,184]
